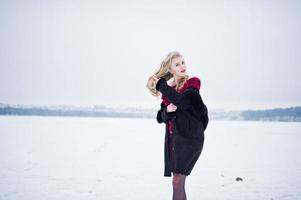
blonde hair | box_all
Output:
[146,51,189,97]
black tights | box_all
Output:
[172,173,187,200]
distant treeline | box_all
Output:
[240,107,301,122]
[1,104,301,122]
[0,105,154,118]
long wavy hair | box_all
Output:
[146,51,189,97]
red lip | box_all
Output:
[181,70,186,72]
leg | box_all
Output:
[172,172,187,200]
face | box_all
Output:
[169,56,186,77]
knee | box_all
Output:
[172,175,185,189]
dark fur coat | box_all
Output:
[156,76,209,177]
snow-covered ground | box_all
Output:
[0,115,301,200]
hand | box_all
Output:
[167,103,177,112]
[152,75,159,85]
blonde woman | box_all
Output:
[146,51,208,200]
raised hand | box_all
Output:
[152,75,159,85]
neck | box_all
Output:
[173,75,180,83]
[175,75,186,85]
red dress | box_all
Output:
[161,77,201,155]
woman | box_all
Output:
[146,51,209,200]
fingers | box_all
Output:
[167,103,177,112]
[167,107,176,112]
[170,103,177,109]
[152,75,158,81]
[152,75,158,85]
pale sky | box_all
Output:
[1,0,300,111]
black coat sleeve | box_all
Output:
[155,78,197,111]
[156,77,209,131]
[156,102,176,124]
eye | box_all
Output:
[182,61,185,64]
[176,63,179,67]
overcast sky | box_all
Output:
[1,0,300,111]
